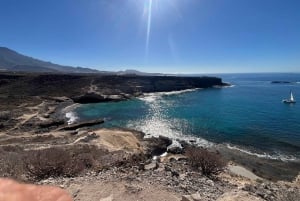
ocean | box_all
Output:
[71,73,300,161]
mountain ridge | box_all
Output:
[0,47,99,73]
[0,47,178,76]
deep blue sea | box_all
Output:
[72,73,300,161]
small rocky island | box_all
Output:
[271,81,294,84]
[0,72,299,201]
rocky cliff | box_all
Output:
[0,73,228,105]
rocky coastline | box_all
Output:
[0,72,299,200]
[0,72,228,105]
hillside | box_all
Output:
[0,47,99,73]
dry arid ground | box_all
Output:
[0,73,299,201]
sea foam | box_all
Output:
[65,112,78,125]
[226,144,297,162]
[138,88,200,102]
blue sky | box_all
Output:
[0,0,300,73]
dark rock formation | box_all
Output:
[72,93,128,104]
[168,146,184,154]
[70,75,227,103]
[38,120,65,129]
[59,119,104,131]
[0,72,228,106]
[144,136,173,156]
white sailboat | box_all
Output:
[282,90,296,104]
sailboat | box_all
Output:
[282,90,296,104]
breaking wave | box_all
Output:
[226,144,297,162]
[138,88,200,102]
[65,111,78,125]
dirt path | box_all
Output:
[67,180,181,201]
[88,80,99,94]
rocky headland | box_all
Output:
[0,72,299,201]
[0,72,227,106]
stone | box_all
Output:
[42,114,50,118]
[156,165,165,172]
[77,130,88,135]
[179,173,187,180]
[165,165,172,172]
[144,161,158,170]
[41,179,50,184]
[180,184,187,191]
[125,184,143,193]
[72,189,80,198]
[181,192,201,201]
[207,179,215,187]
[100,194,113,201]
[178,140,190,149]
[168,146,183,154]
[171,170,180,177]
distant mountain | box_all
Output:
[116,69,167,76]
[0,47,99,73]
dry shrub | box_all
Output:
[126,153,147,166]
[69,145,144,171]
[114,152,147,169]
[23,145,121,180]
[0,143,144,181]
[0,152,24,176]
[0,145,24,152]
[24,147,87,180]
[67,144,105,170]
[0,145,100,181]
[0,147,25,180]
[185,147,225,176]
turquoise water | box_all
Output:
[74,73,300,161]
